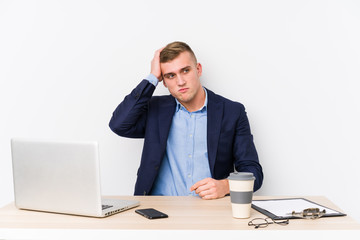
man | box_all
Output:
[109,41,263,199]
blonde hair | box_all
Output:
[160,41,197,63]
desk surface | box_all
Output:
[0,196,359,231]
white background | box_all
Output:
[1,0,359,222]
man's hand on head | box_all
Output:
[190,178,230,200]
[151,47,165,82]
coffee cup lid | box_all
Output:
[228,172,255,181]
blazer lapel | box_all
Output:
[206,89,223,176]
[158,96,176,144]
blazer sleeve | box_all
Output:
[109,80,156,138]
[233,104,264,192]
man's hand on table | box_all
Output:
[190,178,230,200]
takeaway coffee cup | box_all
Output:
[228,172,255,218]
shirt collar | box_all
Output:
[175,88,208,113]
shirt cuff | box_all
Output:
[146,73,159,87]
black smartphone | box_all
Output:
[135,208,168,219]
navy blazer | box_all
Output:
[109,80,263,195]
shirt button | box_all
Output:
[188,154,192,158]
[189,134,193,138]
[188,174,191,178]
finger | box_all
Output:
[196,179,217,193]
[155,46,166,56]
[198,188,213,198]
[190,181,203,191]
[202,194,217,200]
[197,181,217,195]
[199,190,217,200]
[195,182,212,194]
[190,178,210,191]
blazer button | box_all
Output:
[155,166,159,170]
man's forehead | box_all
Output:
[161,52,196,73]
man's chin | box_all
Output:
[175,97,189,106]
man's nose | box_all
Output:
[177,75,185,85]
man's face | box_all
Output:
[161,51,203,108]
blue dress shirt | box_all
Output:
[145,74,211,196]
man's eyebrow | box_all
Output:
[163,66,191,76]
[181,66,191,71]
[163,72,175,77]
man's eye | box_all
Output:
[183,69,189,73]
[168,74,175,78]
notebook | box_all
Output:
[11,138,140,217]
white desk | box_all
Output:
[0,196,359,239]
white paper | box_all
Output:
[252,198,339,218]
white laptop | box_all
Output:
[11,138,140,217]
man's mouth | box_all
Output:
[179,88,188,93]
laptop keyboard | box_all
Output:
[102,204,113,210]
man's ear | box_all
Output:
[197,63,202,77]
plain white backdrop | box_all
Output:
[1,0,359,222]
